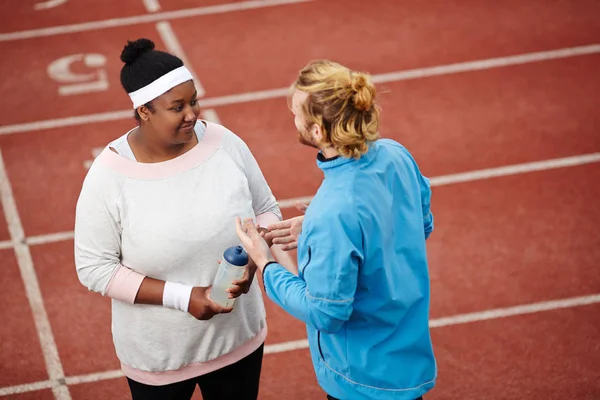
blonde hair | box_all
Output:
[292,60,380,159]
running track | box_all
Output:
[0,0,599,399]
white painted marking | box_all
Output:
[52,385,72,399]
[0,231,77,249]
[27,231,75,246]
[0,380,54,396]
[278,153,600,208]
[278,196,314,209]
[142,0,160,13]
[264,338,310,354]
[428,153,600,186]
[47,53,109,96]
[0,152,597,251]
[0,0,312,42]
[201,109,221,124]
[64,369,125,385]
[1,44,598,136]
[262,294,600,354]
[34,0,67,10]
[429,294,600,328]
[156,21,205,97]
[1,293,598,395]
[371,44,600,83]
[199,87,290,108]
[0,110,132,135]
[155,21,223,126]
[83,146,104,169]
[0,150,71,399]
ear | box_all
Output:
[310,123,325,144]
[137,106,151,122]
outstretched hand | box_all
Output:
[264,201,307,251]
[235,217,273,271]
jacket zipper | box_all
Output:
[317,331,325,360]
[300,246,312,277]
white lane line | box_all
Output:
[2,293,598,395]
[0,380,54,396]
[34,0,68,10]
[198,87,290,108]
[428,153,600,186]
[0,231,76,249]
[429,294,600,328]
[264,339,310,354]
[0,110,132,136]
[155,21,205,97]
[64,369,125,386]
[277,153,600,208]
[371,44,600,83]
[27,231,75,246]
[0,151,598,250]
[0,0,312,42]
[277,196,314,209]
[0,150,71,399]
[1,44,598,136]
[155,21,223,127]
[264,294,600,354]
[200,109,222,124]
[142,0,160,13]
[155,21,221,126]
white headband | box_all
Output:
[128,66,194,109]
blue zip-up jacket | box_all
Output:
[263,139,436,400]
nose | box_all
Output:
[184,106,198,122]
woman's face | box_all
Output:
[143,80,201,144]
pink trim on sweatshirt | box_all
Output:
[256,211,281,228]
[121,326,267,386]
[97,121,223,179]
[105,265,146,304]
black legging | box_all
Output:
[127,344,264,400]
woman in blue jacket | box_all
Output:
[235,60,436,400]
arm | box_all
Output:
[269,245,298,276]
[419,174,434,240]
[234,133,282,227]
[236,212,362,333]
[74,170,230,319]
[233,132,299,273]
[396,144,434,240]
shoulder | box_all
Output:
[372,138,411,159]
[206,121,256,165]
[374,139,421,168]
[306,190,360,233]
[205,121,248,149]
[79,148,127,200]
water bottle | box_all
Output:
[210,245,249,308]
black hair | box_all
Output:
[119,38,184,121]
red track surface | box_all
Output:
[1,1,600,399]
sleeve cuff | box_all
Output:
[261,261,279,292]
[256,211,281,228]
[105,265,146,304]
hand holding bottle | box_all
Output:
[188,286,233,320]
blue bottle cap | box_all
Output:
[223,245,249,266]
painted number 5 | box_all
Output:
[47,53,109,96]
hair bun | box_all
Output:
[120,38,155,64]
[350,72,375,111]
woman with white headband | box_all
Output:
[74,38,289,400]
